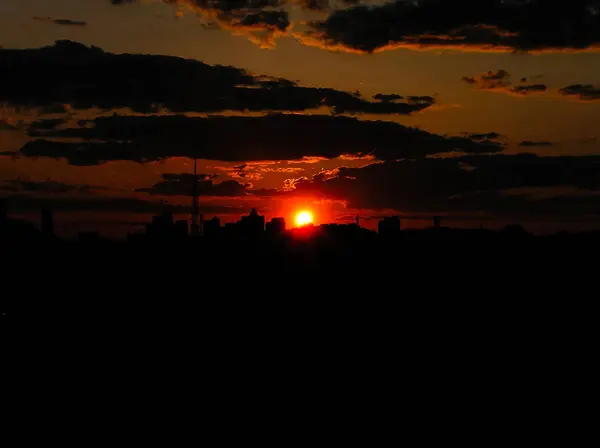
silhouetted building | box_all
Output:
[433,216,442,229]
[41,208,54,237]
[147,210,175,240]
[0,198,6,224]
[204,217,221,238]
[266,217,286,236]
[378,216,401,236]
[240,208,265,238]
[175,220,189,238]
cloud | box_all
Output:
[462,70,548,96]
[218,164,265,181]
[2,194,252,215]
[294,0,331,11]
[519,141,554,147]
[33,17,88,26]
[462,70,511,87]
[0,41,433,115]
[278,153,600,216]
[15,113,502,165]
[302,0,600,54]
[110,0,290,48]
[261,166,306,173]
[374,94,404,102]
[511,84,548,95]
[136,173,249,196]
[465,132,503,141]
[0,179,104,194]
[7,152,600,222]
[28,119,67,133]
[312,167,341,182]
[283,176,311,191]
[559,84,600,101]
[39,104,71,115]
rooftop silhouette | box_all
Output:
[3,200,600,253]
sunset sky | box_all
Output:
[2,0,600,237]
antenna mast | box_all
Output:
[191,157,200,235]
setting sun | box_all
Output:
[295,211,314,227]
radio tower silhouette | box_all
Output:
[191,158,201,236]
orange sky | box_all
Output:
[2,0,600,236]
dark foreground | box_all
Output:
[4,227,598,328]
[4,229,595,423]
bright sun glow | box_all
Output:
[295,211,314,227]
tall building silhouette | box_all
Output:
[41,208,54,237]
[241,208,265,238]
[433,216,442,229]
[147,209,174,240]
[266,217,286,236]
[204,217,221,238]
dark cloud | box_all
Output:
[110,0,290,47]
[216,163,303,181]
[374,93,404,102]
[234,10,290,32]
[559,84,600,101]
[463,70,511,87]
[519,141,554,147]
[222,164,265,181]
[0,41,432,115]
[281,154,600,215]
[304,0,600,53]
[406,95,435,104]
[2,194,251,215]
[465,132,503,141]
[39,104,70,115]
[0,179,104,194]
[33,17,88,26]
[511,84,548,94]
[28,119,67,133]
[462,70,548,96]
[15,114,502,165]
[295,0,331,11]
[136,174,249,197]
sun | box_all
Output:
[295,210,314,227]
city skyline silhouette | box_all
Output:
[6,4,600,396]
